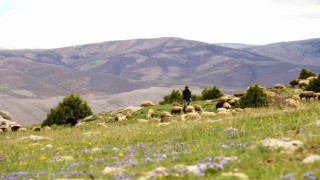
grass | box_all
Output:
[1,90,320,179]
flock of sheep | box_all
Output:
[1,75,319,132]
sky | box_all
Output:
[0,0,319,49]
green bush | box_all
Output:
[238,84,270,108]
[299,67,316,79]
[201,86,224,100]
[305,74,320,92]
[42,94,92,126]
[159,89,183,105]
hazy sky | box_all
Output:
[0,0,319,49]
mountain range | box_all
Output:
[0,37,319,125]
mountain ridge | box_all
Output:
[0,37,319,125]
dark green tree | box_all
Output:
[305,74,320,92]
[238,84,269,108]
[159,89,183,105]
[42,94,92,126]
[299,67,316,79]
[201,86,224,100]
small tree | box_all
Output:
[305,74,320,92]
[201,86,224,100]
[299,68,316,79]
[159,89,183,105]
[42,94,92,126]
[238,84,269,108]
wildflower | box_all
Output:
[39,156,47,161]
[118,153,124,158]
[303,172,316,180]
[280,173,295,180]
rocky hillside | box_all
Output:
[0,37,319,124]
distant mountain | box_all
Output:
[215,43,258,49]
[0,37,319,124]
[245,38,320,66]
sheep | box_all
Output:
[0,129,3,133]
[201,112,216,120]
[152,118,161,123]
[171,101,180,106]
[299,91,317,100]
[115,113,126,122]
[42,126,51,131]
[306,76,316,81]
[183,105,195,113]
[75,122,85,128]
[160,111,173,122]
[171,106,182,114]
[234,108,244,112]
[298,80,309,88]
[215,101,224,109]
[290,79,300,87]
[285,99,299,109]
[192,104,204,113]
[18,127,27,132]
[0,110,13,120]
[126,112,133,119]
[233,92,245,98]
[316,93,320,100]
[217,107,227,112]
[140,101,154,107]
[223,102,231,109]
[216,96,229,109]
[147,109,154,118]
[32,126,41,131]
[274,84,286,89]
[292,95,300,101]
[215,111,233,118]
[227,99,236,106]
[184,113,201,121]
[137,119,149,123]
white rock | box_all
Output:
[302,155,320,164]
[261,138,303,153]
[102,167,124,175]
[186,164,206,175]
[20,135,52,141]
[45,144,53,148]
[222,172,249,180]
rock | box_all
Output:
[302,155,320,164]
[45,144,53,148]
[139,167,167,180]
[261,138,303,153]
[75,122,86,128]
[147,109,154,118]
[102,167,124,175]
[0,129,3,133]
[156,123,171,127]
[42,126,51,131]
[186,164,206,175]
[32,127,41,131]
[20,135,52,141]
[222,172,249,180]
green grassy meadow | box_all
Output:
[1,89,320,179]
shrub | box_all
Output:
[159,89,183,105]
[238,84,269,108]
[299,68,316,79]
[201,86,224,100]
[305,74,320,92]
[42,94,92,126]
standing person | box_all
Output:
[182,86,191,106]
